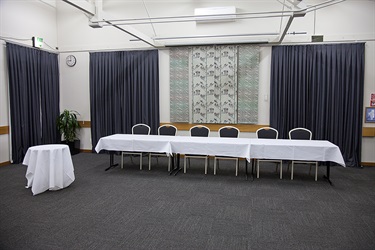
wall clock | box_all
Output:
[66,55,76,67]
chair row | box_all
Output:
[255,127,318,181]
[122,124,318,181]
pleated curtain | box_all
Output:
[89,50,159,150]
[270,43,365,167]
[7,43,60,163]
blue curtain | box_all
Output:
[270,43,365,167]
[90,50,159,150]
[6,43,60,163]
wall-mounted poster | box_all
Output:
[371,93,375,106]
[365,107,375,123]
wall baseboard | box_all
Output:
[361,162,375,167]
[80,149,92,153]
[0,161,11,167]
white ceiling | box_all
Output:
[62,0,349,47]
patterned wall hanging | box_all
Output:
[170,45,259,124]
[237,45,259,124]
[191,45,238,123]
[170,48,190,122]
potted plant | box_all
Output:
[57,109,81,155]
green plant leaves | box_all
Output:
[57,109,81,142]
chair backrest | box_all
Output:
[158,124,177,136]
[132,124,151,135]
[218,126,240,138]
[190,125,210,137]
[289,127,312,140]
[256,127,278,139]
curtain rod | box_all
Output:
[1,37,59,54]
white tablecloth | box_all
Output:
[169,136,252,161]
[95,134,173,154]
[249,139,346,166]
[23,144,75,195]
[95,134,345,167]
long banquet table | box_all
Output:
[95,134,345,183]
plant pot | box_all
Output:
[62,140,80,155]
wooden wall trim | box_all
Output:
[0,126,9,135]
[162,123,375,136]
[2,123,374,136]
[78,121,91,128]
[361,162,375,167]
[160,123,267,132]
[363,127,375,137]
[0,161,11,167]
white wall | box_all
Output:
[0,0,374,164]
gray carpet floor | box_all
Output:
[0,152,374,250]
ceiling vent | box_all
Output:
[194,6,236,23]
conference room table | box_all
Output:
[23,144,75,195]
[95,134,345,183]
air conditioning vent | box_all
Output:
[194,6,236,23]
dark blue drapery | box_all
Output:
[270,43,365,167]
[89,50,159,150]
[7,43,60,163]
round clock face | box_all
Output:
[66,55,76,67]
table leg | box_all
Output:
[245,160,255,181]
[105,152,118,171]
[173,154,182,176]
[251,159,255,181]
[324,162,333,185]
[245,160,248,180]
[169,153,181,175]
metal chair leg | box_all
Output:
[291,161,294,180]
[280,162,283,179]
[214,158,217,175]
[121,152,124,169]
[184,157,187,173]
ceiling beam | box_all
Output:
[62,0,96,16]
[62,0,163,48]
